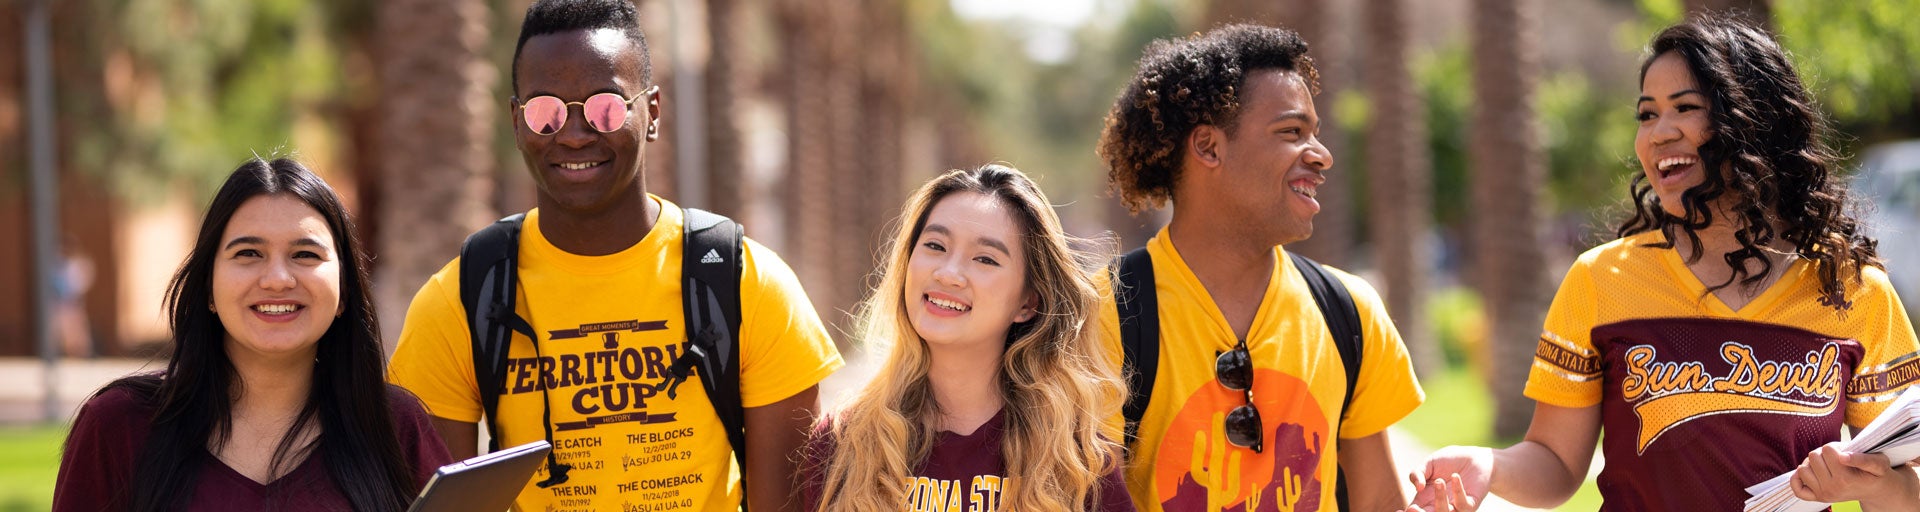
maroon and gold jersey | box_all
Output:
[1526,231,1920,510]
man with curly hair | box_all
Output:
[1095,24,1424,512]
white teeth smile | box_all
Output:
[928,296,969,312]
[1290,184,1318,199]
[255,304,298,314]
[1656,156,1698,173]
[559,162,601,170]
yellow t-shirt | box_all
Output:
[389,197,843,512]
[1097,228,1425,512]
[1525,231,1920,508]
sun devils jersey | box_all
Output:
[1526,231,1920,510]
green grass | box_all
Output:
[1400,365,1498,449]
[0,424,67,512]
[1400,367,1604,511]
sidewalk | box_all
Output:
[0,357,160,424]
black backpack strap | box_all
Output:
[458,213,531,452]
[1288,252,1364,512]
[1112,247,1158,453]
[668,207,747,506]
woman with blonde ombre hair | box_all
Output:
[799,164,1135,512]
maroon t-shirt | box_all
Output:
[1591,318,1861,511]
[800,410,1135,512]
[53,384,453,511]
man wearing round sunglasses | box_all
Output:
[387,1,842,512]
[1094,24,1426,512]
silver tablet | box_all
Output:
[406,440,552,512]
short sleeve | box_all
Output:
[1330,270,1425,439]
[797,419,838,512]
[386,386,455,490]
[387,259,484,423]
[1095,456,1138,512]
[736,238,843,408]
[1524,258,1604,408]
[54,387,147,512]
[1093,269,1128,432]
[1843,268,1920,428]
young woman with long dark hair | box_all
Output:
[54,158,450,511]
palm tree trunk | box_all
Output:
[858,0,910,272]
[374,0,497,350]
[1279,0,1355,267]
[778,0,842,329]
[823,0,866,332]
[1471,0,1550,440]
[1364,0,1437,377]
[704,0,746,217]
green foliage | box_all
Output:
[1427,286,1485,369]
[1775,0,1920,133]
[1637,0,1687,27]
[906,0,1183,200]
[73,0,363,204]
[1629,0,1920,143]
[1404,39,1635,231]
[1414,41,1472,228]
[1539,72,1639,216]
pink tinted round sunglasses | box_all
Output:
[515,85,658,135]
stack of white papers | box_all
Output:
[1744,385,1920,512]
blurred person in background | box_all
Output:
[54,236,97,358]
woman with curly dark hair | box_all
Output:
[1404,14,1920,512]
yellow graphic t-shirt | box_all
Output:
[1097,228,1425,512]
[389,197,843,512]
[1525,231,1920,509]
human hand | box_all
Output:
[1402,445,1493,512]
[1789,442,1920,510]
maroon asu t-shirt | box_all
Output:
[801,409,1135,512]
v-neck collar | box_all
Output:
[203,447,323,490]
[1653,230,1808,318]
[1151,228,1289,349]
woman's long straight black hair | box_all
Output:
[93,158,417,511]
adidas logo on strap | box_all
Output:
[700,248,724,264]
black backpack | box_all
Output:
[1113,248,1364,511]
[458,207,748,503]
